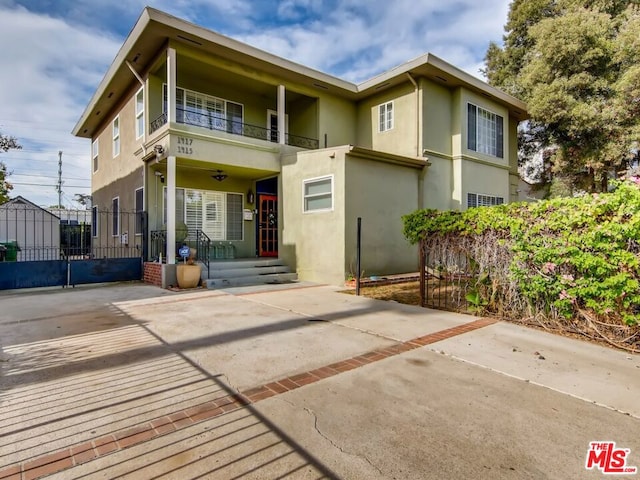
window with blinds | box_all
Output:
[164,188,243,241]
[467,192,505,208]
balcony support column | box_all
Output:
[166,155,177,265]
[167,47,177,124]
[277,84,285,145]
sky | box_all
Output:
[0,0,511,208]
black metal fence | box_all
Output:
[0,205,145,262]
[419,238,477,312]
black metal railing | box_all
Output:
[149,109,319,149]
[195,230,211,278]
[0,207,144,262]
[150,229,211,275]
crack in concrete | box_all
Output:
[301,405,386,477]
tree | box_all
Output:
[484,0,640,193]
[73,193,92,208]
[0,132,22,204]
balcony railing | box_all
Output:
[149,109,319,149]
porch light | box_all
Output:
[212,170,228,182]
[247,189,254,204]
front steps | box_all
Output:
[203,258,298,288]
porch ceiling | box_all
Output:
[150,161,276,181]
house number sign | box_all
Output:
[176,136,194,155]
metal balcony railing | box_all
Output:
[149,109,319,149]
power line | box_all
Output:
[11,182,90,188]
[12,173,90,181]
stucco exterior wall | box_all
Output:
[422,79,453,157]
[280,148,346,284]
[460,161,510,209]
[356,83,417,157]
[423,154,453,211]
[344,155,419,278]
[318,95,357,148]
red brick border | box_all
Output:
[0,317,497,480]
[143,262,163,287]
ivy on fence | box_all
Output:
[403,180,640,351]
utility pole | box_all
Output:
[56,150,63,207]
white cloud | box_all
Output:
[0,0,512,205]
[0,5,120,206]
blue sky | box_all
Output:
[0,0,510,206]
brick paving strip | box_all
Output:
[0,317,497,480]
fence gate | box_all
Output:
[0,204,146,290]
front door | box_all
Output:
[258,195,278,257]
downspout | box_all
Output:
[406,73,428,209]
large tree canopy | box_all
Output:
[0,132,22,204]
[485,0,640,193]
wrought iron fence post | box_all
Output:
[419,238,426,308]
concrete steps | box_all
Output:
[203,258,298,288]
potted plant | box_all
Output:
[176,245,201,288]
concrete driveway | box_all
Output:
[0,282,638,479]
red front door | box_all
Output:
[258,195,278,257]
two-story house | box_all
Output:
[73,7,528,286]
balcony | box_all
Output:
[150,108,319,150]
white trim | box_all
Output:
[267,109,288,142]
[112,115,120,157]
[92,139,99,173]
[135,87,144,139]
[378,101,394,132]
[303,174,334,213]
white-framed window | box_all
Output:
[163,84,243,133]
[112,116,120,157]
[303,175,333,213]
[112,197,120,236]
[163,187,243,241]
[135,88,144,139]
[378,101,394,132]
[467,103,503,158]
[135,187,144,235]
[92,139,99,173]
[467,192,504,208]
[91,205,98,237]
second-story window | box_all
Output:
[112,116,120,157]
[467,103,504,158]
[378,101,394,132]
[92,139,98,173]
[135,88,144,139]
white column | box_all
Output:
[166,155,176,264]
[167,47,176,124]
[277,84,285,145]
[166,47,177,264]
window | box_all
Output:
[92,139,98,173]
[135,88,144,138]
[163,84,243,132]
[303,175,333,212]
[467,193,504,208]
[135,187,144,235]
[112,116,120,157]
[112,197,119,236]
[378,101,393,132]
[91,206,98,237]
[467,103,503,158]
[163,187,243,241]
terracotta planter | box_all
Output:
[176,264,201,289]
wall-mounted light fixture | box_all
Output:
[247,188,255,204]
[212,170,228,182]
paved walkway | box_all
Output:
[0,283,638,479]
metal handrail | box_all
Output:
[195,230,211,278]
[148,109,319,149]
